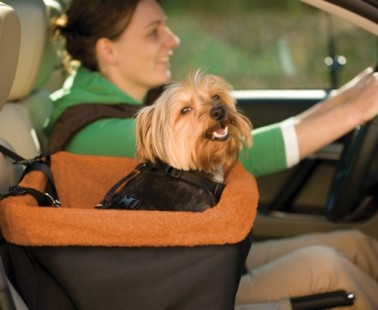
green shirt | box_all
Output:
[45,67,288,177]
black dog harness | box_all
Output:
[96,160,225,210]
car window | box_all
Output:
[164,0,377,90]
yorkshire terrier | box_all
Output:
[98,71,252,212]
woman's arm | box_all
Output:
[295,67,373,120]
[294,68,378,160]
[240,68,378,177]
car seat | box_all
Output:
[0,1,355,309]
[0,1,21,196]
[0,0,62,196]
[0,3,30,309]
[1,0,61,157]
[0,0,62,307]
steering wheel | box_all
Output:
[325,115,378,222]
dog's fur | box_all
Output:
[107,71,252,212]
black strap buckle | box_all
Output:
[96,164,147,209]
[97,195,141,210]
[6,186,28,196]
[164,165,182,178]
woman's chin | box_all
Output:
[155,69,172,85]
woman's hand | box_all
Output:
[346,70,378,124]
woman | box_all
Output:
[45,0,378,177]
[45,0,378,309]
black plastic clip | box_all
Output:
[165,166,182,178]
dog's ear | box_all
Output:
[135,105,155,162]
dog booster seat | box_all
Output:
[0,152,259,310]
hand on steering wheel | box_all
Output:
[326,113,378,222]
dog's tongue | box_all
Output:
[213,126,229,140]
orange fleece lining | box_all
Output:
[0,152,259,247]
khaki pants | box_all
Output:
[236,229,378,310]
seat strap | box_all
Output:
[0,144,60,207]
[0,144,24,162]
[95,163,147,209]
[1,185,60,207]
[153,160,225,199]
[47,103,144,153]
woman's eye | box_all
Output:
[149,29,159,38]
[181,107,191,115]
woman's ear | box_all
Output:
[96,38,118,65]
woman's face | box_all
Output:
[101,0,180,101]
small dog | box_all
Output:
[99,71,252,212]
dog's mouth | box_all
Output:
[209,124,229,141]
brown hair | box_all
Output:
[52,0,164,104]
[53,0,140,72]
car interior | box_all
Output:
[0,0,376,309]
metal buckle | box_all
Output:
[214,183,225,198]
[14,154,47,166]
[44,192,61,208]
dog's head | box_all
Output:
[135,70,252,174]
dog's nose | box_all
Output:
[210,105,225,121]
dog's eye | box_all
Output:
[212,95,220,101]
[181,107,191,115]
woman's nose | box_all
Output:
[164,27,180,49]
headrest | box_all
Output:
[0,2,20,109]
[7,0,61,101]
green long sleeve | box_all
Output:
[66,118,287,177]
